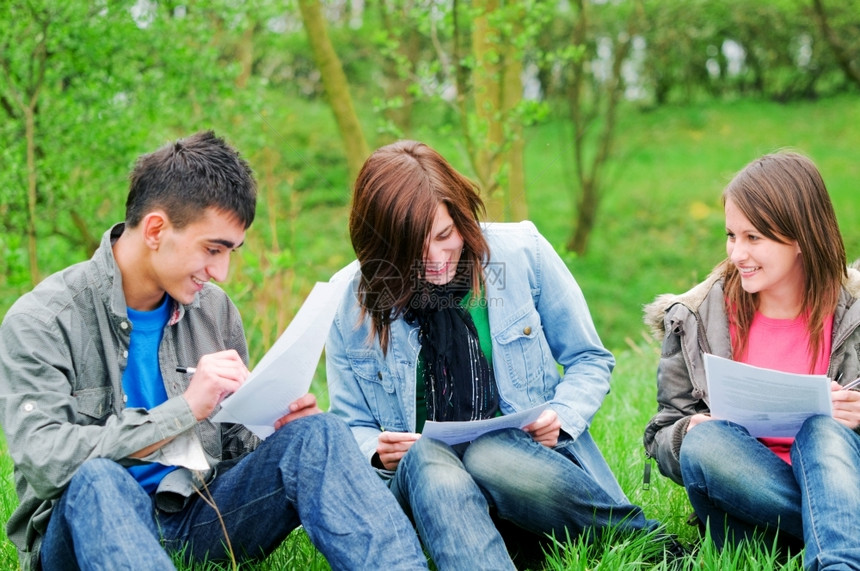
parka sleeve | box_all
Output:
[642,305,704,486]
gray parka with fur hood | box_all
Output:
[642,262,860,485]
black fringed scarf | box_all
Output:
[405,278,499,423]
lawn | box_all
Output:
[2,93,859,569]
[0,346,807,570]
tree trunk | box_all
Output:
[376,2,419,139]
[811,0,860,88]
[297,0,370,182]
[25,104,40,285]
[501,4,527,222]
[235,23,255,89]
[452,0,480,180]
[68,211,100,258]
[471,0,526,222]
[569,179,597,255]
[471,0,503,217]
[9,13,51,285]
[566,0,638,255]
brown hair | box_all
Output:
[126,131,256,229]
[721,151,846,371]
[349,140,490,352]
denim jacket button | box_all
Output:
[523,326,532,335]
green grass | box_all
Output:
[3,94,859,568]
[523,94,860,352]
[0,345,808,570]
[0,448,17,569]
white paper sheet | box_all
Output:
[704,353,833,438]
[421,403,551,445]
[212,278,350,439]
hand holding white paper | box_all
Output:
[212,279,350,438]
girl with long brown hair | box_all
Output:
[328,140,658,570]
[644,151,860,567]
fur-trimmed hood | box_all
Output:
[643,260,860,341]
[643,264,726,341]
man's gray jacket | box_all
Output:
[0,224,259,569]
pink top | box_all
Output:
[730,311,833,463]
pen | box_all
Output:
[176,367,197,374]
[841,377,860,391]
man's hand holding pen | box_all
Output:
[182,349,248,421]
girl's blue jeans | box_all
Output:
[389,427,656,571]
[681,416,860,570]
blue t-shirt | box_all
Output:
[123,296,177,492]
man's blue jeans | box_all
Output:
[40,413,427,571]
[389,428,655,571]
[681,416,860,570]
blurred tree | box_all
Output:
[373,0,422,139]
[0,0,254,288]
[3,0,853,290]
[527,0,642,254]
[297,0,370,181]
[297,0,536,220]
[0,1,52,284]
[564,0,641,255]
[0,2,142,284]
[637,1,724,104]
[811,0,860,89]
[466,0,527,221]
[637,0,850,105]
[724,1,825,100]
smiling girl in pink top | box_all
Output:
[644,151,860,568]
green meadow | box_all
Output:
[1,94,859,569]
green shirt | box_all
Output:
[415,289,493,433]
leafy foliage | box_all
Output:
[1,2,860,568]
[0,0,261,287]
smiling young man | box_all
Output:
[0,131,427,571]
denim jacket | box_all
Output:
[326,221,628,502]
[642,263,860,485]
[0,224,259,570]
